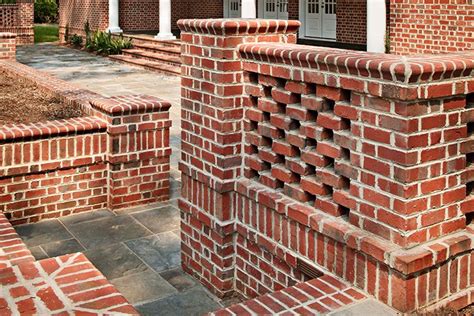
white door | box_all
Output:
[225,0,241,18]
[322,0,336,39]
[304,0,336,39]
[263,0,288,19]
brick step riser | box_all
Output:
[122,51,181,67]
[109,55,181,76]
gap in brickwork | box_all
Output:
[466,93,474,226]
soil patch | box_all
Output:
[0,70,84,125]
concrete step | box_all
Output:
[122,48,181,67]
[132,42,181,56]
[109,54,181,76]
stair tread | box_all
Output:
[122,49,181,64]
[110,55,181,75]
[133,42,181,54]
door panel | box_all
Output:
[263,0,278,19]
[278,0,289,19]
[228,0,241,18]
[322,0,336,39]
[305,0,322,38]
[304,0,336,39]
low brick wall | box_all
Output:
[0,32,15,59]
[178,18,474,313]
[0,1,34,45]
[0,60,171,225]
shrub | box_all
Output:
[34,0,58,24]
[85,31,132,56]
[70,34,83,47]
[0,0,17,4]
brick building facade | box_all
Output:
[59,0,473,54]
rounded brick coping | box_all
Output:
[90,94,172,115]
[235,178,474,276]
[0,32,16,39]
[239,43,474,84]
[177,19,301,36]
[0,116,107,142]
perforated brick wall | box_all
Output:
[0,1,33,45]
[179,17,474,313]
[389,0,474,54]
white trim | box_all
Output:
[367,0,386,53]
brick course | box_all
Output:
[0,1,33,45]
[179,18,474,313]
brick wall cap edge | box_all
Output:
[177,19,301,36]
[239,43,474,85]
[0,116,107,142]
[0,32,16,39]
[90,94,172,115]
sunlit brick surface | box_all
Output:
[0,253,137,315]
[0,2,33,45]
[212,275,366,315]
[0,213,34,269]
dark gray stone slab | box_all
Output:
[83,243,149,280]
[60,210,114,227]
[135,287,221,316]
[125,232,180,272]
[131,206,180,234]
[66,215,152,249]
[28,246,49,260]
[15,220,72,247]
[41,239,85,257]
[112,271,177,305]
[159,268,198,292]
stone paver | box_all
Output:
[15,206,226,313]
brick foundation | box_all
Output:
[0,59,171,225]
[0,1,33,45]
[0,32,15,60]
[179,18,474,313]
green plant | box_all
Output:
[84,21,92,48]
[64,24,69,43]
[86,31,132,56]
[0,0,17,4]
[70,34,83,47]
[34,0,58,24]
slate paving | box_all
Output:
[15,206,225,315]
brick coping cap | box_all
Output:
[0,116,106,142]
[177,19,301,35]
[235,178,474,276]
[0,32,16,39]
[91,94,172,115]
[239,43,474,84]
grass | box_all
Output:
[34,24,59,43]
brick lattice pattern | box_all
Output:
[0,1,33,45]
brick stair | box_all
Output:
[0,213,137,315]
[110,36,181,76]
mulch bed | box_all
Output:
[0,70,84,125]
